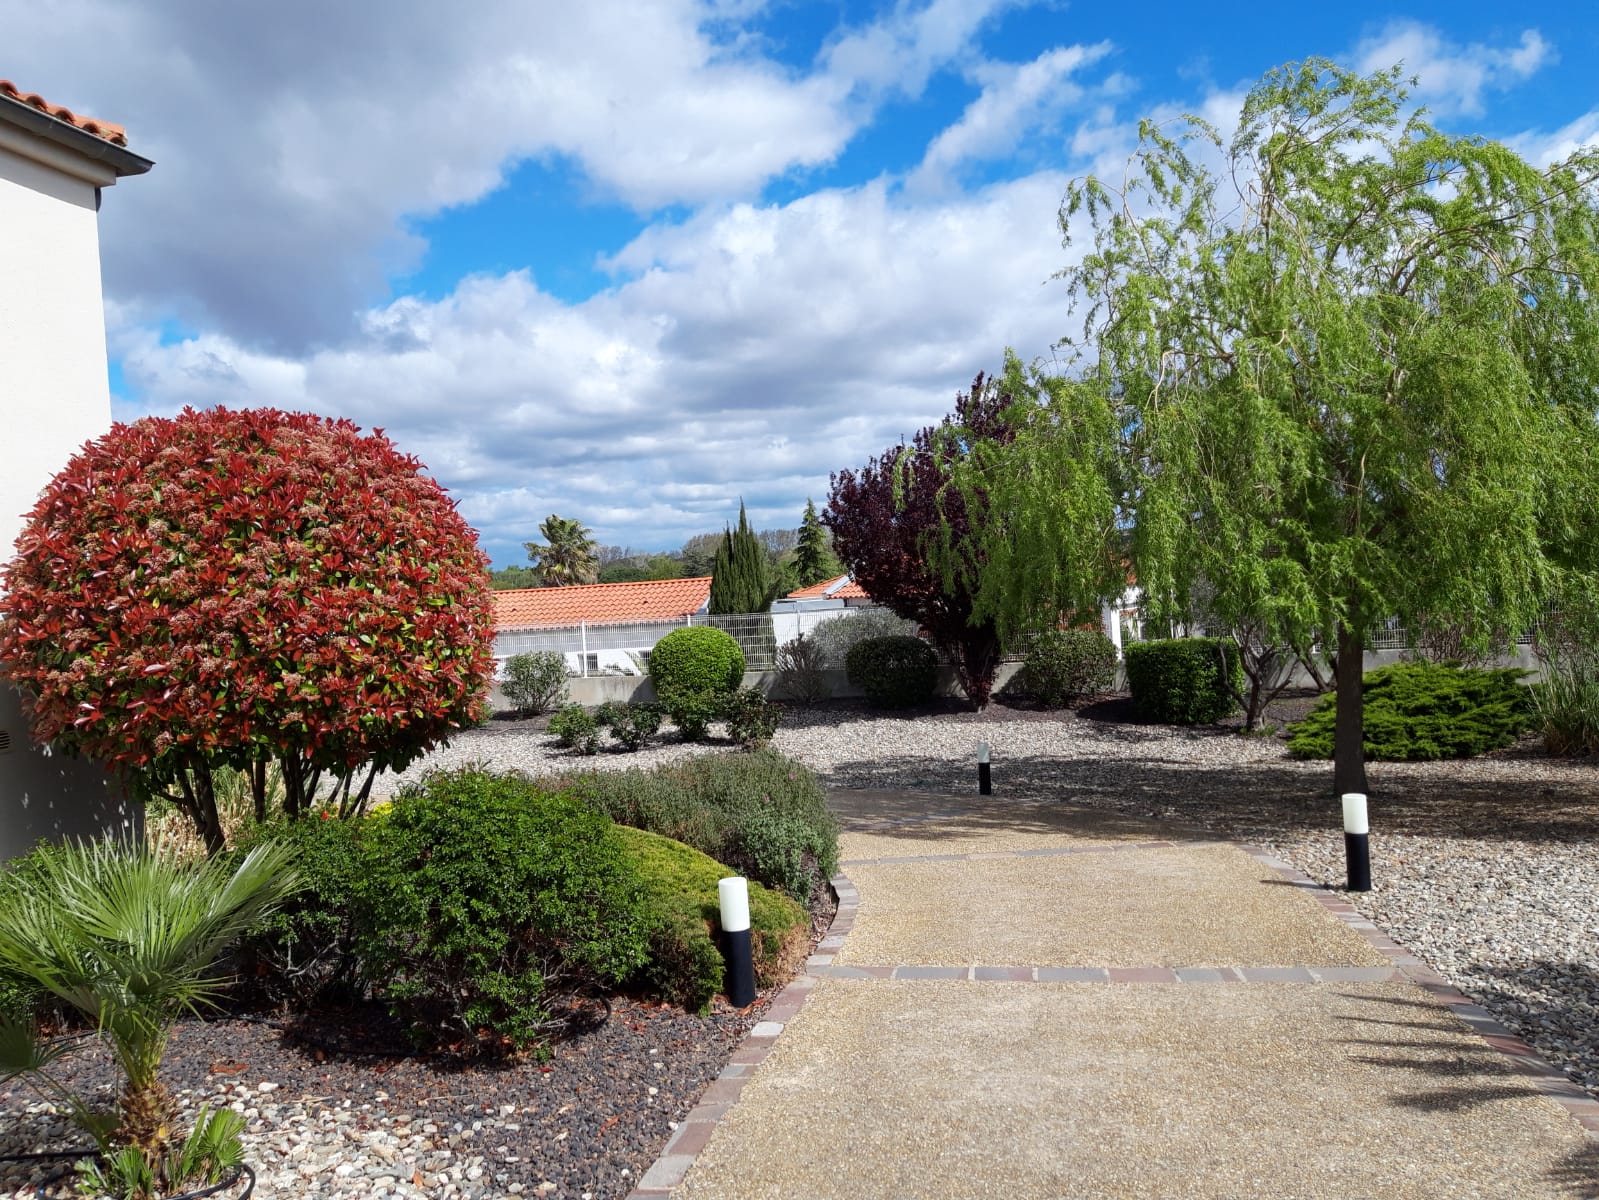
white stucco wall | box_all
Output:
[0,125,139,859]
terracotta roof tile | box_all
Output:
[494,577,712,630]
[786,573,869,600]
[0,79,128,146]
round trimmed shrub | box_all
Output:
[1287,662,1534,760]
[1021,628,1116,707]
[648,627,746,700]
[845,635,938,709]
[1124,637,1241,724]
[356,768,651,1051]
[0,406,495,848]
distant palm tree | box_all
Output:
[524,514,599,586]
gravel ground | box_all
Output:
[395,694,1599,1102]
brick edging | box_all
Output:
[1234,842,1599,1136]
[625,872,860,1198]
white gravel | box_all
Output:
[391,701,1599,1099]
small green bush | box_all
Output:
[613,825,807,1012]
[1287,662,1534,761]
[610,702,664,751]
[661,690,722,742]
[548,703,601,754]
[548,750,839,903]
[229,814,366,1006]
[0,842,64,1024]
[501,651,569,716]
[724,686,781,749]
[845,635,938,709]
[357,769,651,1050]
[1021,628,1117,707]
[1124,637,1242,724]
[648,627,746,699]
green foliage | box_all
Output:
[358,769,651,1050]
[662,690,723,743]
[548,704,602,754]
[1124,638,1242,725]
[723,686,782,749]
[610,702,664,751]
[1287,663,1535,760]
[0,837,297,1185]
[709,502,778,615]
[229,815,367,1007]
[490,565,541,590]
[78,1105,246,1200]
[523,513,599,586]
[794,498,840,588]
[775,633,831,706]
[611,826,807,1012]
[649,626,746,698]
[1021,629,1117,707]
[501,651,570,716]
[810,608,919,668]
[932,61,1599,793]
[1536,649,1599,756]
[845,635,939,709]
[550,750,839,903]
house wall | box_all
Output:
[0,128,138,860]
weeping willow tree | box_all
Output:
[939,60,1599,794]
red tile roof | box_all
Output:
[786,573,869,600]
[0,79,128,146]
[494,577,712,630]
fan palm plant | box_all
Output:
[0,838,298,1198]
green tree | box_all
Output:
[795,498,841,587]
[940,61,1599,793]
[709,502,778,615]
[490,564,541,590]
[679,532,722,577]
[524,514,599,587]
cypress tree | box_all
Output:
[709,502,776,614]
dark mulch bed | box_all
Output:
[3,887,838,1198]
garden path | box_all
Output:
[638,789,1599,1199]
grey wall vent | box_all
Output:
[0,729,12,755]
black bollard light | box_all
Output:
[718,876,757,1007]
[977,741,992,796]
[1342,792,1371,893]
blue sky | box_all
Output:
[11,1,1598,568]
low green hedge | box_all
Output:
[614,826,807,1012]
[1020,628,1116,707]
[1287,662,1534,760]
[547,750,839,903]
[845,635,938,709]
[1124,637,1241,724]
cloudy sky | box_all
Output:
[11,1,1597,567]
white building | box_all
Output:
[0,79,153,859]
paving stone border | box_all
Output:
[627,797,1599,1197]
[624,874,861,1199]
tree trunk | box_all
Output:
[1333,621,1368,795]
[190,764,226,856]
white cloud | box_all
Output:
[1509,110,1599,168]
[1355,21,1554,116]
[118,176,1073,556]
[822,0,1025,101]
[909,42,1114,191]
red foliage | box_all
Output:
[824,374,1013,708]
[0,407,495,782]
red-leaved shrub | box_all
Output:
[0,407,495,851]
